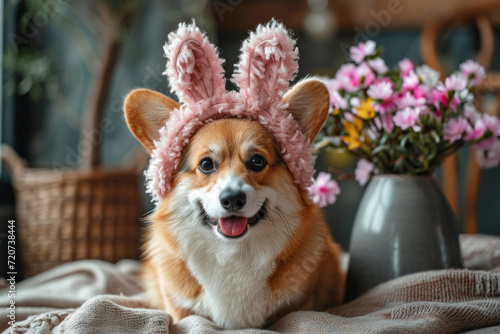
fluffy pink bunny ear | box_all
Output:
[232,19,299,107]
[164,21,226,105]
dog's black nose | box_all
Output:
[220,190,246,212]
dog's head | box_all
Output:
[123,20,329,244]
[125,80,328,241]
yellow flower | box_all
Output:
[355,97,376,120]
[333,109,340,115]
[341,117,364,150]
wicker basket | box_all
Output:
[1,144,147,277]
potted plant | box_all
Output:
[309,41,500,300]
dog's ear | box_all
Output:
[124,89,180,153]
[283,78,330,142]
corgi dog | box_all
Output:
[124,21,344,329]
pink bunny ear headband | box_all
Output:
[146,19,316,204]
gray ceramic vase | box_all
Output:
[344,175,463,302]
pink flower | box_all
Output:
[380,112,394,132]
[444,73,467,92]
[368,58,388,74]
[396,91,425,109]
[444,117,468,143]
[402,70,420,91]
[329,90,347,110]
[308,172,341,207]
[375,102,395,114]
[464,119,486,141]
[460,60,486,86]
[354,159,375,186]
[367,80,393,100]
[449,97,459,112]
[476,139,500,168]
[336,62,376,91]
[476,136,497,150]
[413,85,428,99]
[350,40,376,64]
[328,78,341,92]
[399,58,414,77]
[354,62,376,87]
[482,114,500,137]
[431,83,459,111]
[431,85,448,106]
[393,107,421,132]
[335,63,359,92]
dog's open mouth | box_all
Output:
[199,200,268,239]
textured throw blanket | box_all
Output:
[1,234,500,333]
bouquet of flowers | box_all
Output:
[308,40,500,207]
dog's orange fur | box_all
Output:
[124,79,344,328]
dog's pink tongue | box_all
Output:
[219,216,247,237]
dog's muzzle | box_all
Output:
[199,200,268,239]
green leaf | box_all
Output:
[379,132,391,145]
[427,145,439,161]
[392,145,408,155]
[430,130,441,144]
[372,145,389,155]
[400,132,416,147]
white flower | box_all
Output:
[350,96,361,108]
[416,65,440,87]
[464,103,481,122]
[460,60,486,86]
[367,80,393,100]
[458,88,471,101]
[445,73,467,91]
[367,58,388,74]
[350,40,377,64]
[330,90,348,110]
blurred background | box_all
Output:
[1,0,500,278]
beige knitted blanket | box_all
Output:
[1,234,500,333]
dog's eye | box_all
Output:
[199,157,216,173]
[247,154,267,172]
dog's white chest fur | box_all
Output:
[187,247,277,329]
